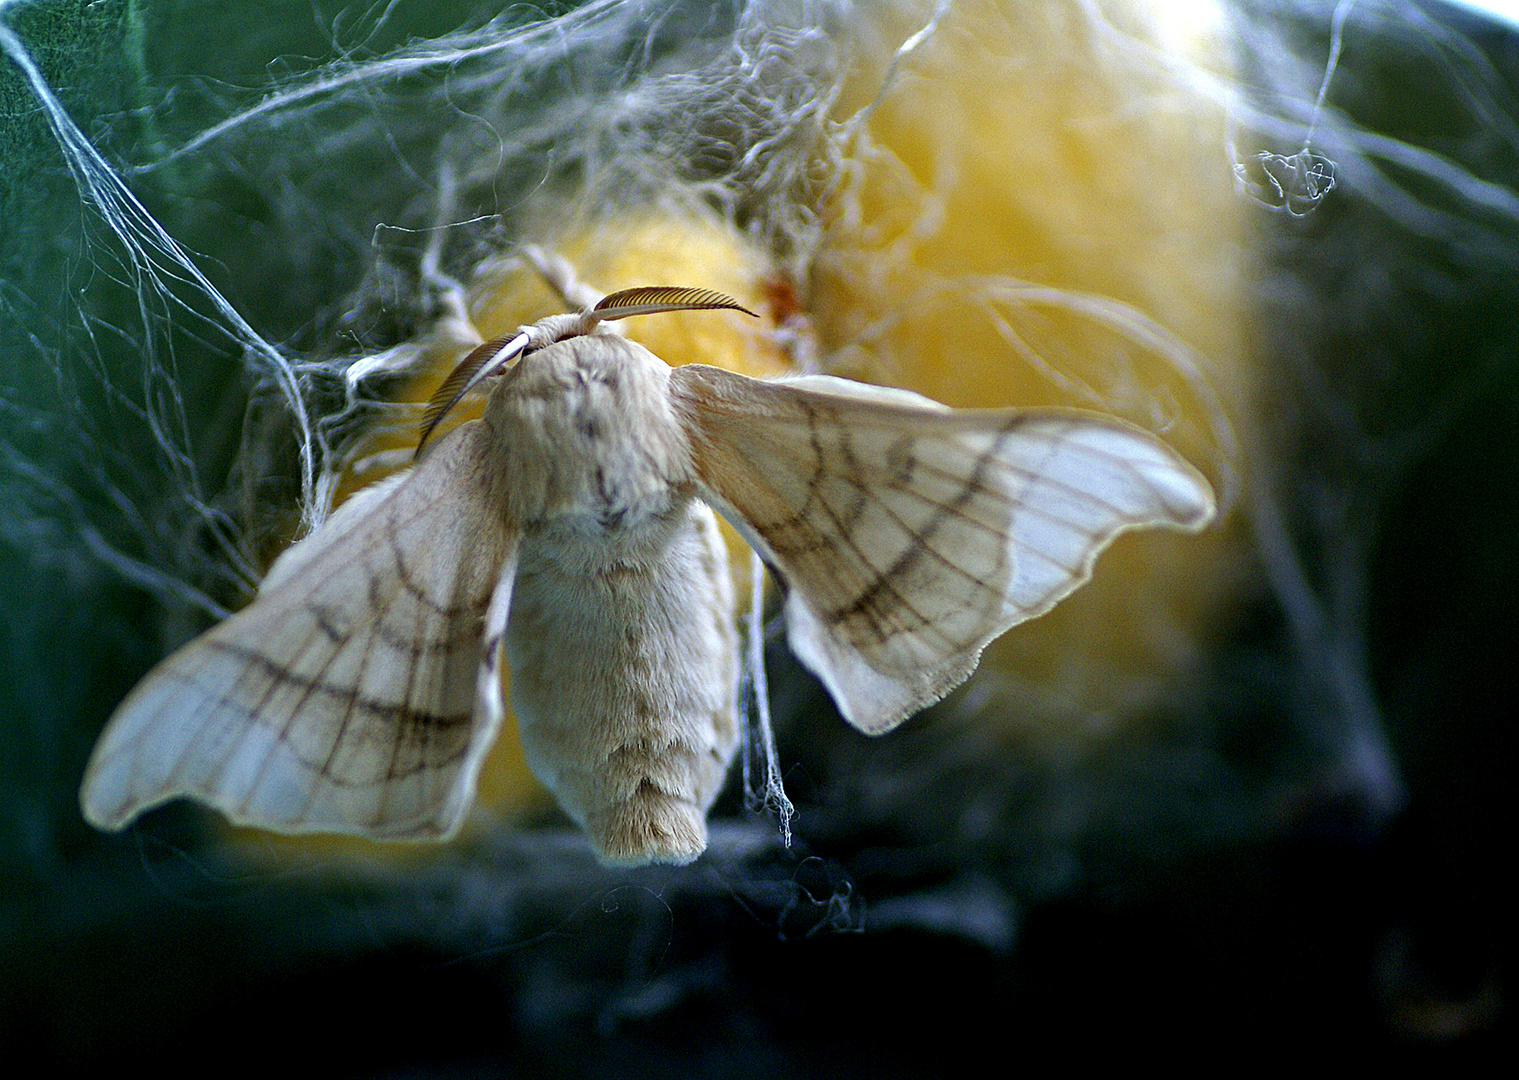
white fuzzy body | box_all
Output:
[485,334,738,865]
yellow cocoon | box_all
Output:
[811,0,1254,737]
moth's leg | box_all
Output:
[418,162,484,347]
[521,244,605,311]
[341,175,483,393]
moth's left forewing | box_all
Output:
[80,422,519,841]
[669,364,1216,734]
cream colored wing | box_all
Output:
[80,421,518,840]
[670,364,1216,735]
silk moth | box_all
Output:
[81,287,1215,865]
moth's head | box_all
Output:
[521,311,605,351]
[415,286,755,457]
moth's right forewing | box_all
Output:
[670,365,1215,735]
[81,420,518,841]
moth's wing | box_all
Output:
[80,421,519,840]
[670,365,1216,734]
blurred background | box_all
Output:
[2,0,1514,1065]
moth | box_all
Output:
[80,286,1216,866]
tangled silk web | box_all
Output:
[13,1,1120,617]
[4,0,1512,612]
[3,0,860,620]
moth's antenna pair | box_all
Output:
[416,285,756,457]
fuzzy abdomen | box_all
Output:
[504,499,739,865]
